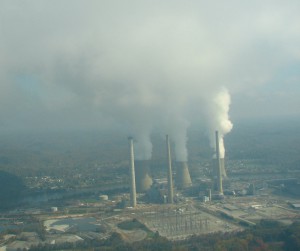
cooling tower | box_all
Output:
[166,135,174,204]
[175,161,192,189]
[128,137,137,207]
[135,160,153,193]
[215,131,223,195]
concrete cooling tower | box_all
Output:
[135,160,153,193]
[175,161,192,189]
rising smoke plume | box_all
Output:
[206,88,233,158]
[0,1,299,161]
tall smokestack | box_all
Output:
[175,161,192,189]
[220,158,227,178]
[128,137,137,207]
[135,160,152,193]
[215,131,223,195]
[166,135,174,204]
[213,157,227,179]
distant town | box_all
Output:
[1,119,300,250]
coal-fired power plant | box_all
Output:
[166,135,174,204]
[128,129,229,206]
[135,160,153,193]
[128,137,137,207]
[176,161,192,189]
[215,131,223,195]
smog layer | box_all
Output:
[1,1,300,161]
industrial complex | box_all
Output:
[1,130,300,250]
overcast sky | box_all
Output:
[0,0,300,134]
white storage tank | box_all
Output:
[51,207,58,212]
[99,195,108,201]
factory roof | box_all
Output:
[291,203,300,209]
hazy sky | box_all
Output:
[0,0,300,134]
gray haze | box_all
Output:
[1,1,300,159]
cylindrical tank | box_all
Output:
[51,207,58,212]
[99,195,109,201]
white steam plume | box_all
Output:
[166,117,190,162]
[0,1,299,159]
[206,88,233,158]
[134,132,152,160]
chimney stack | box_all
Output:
[166,135,174,204]
[128,137,137,207]
[220,158,227,179]
[215,131,223,195]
